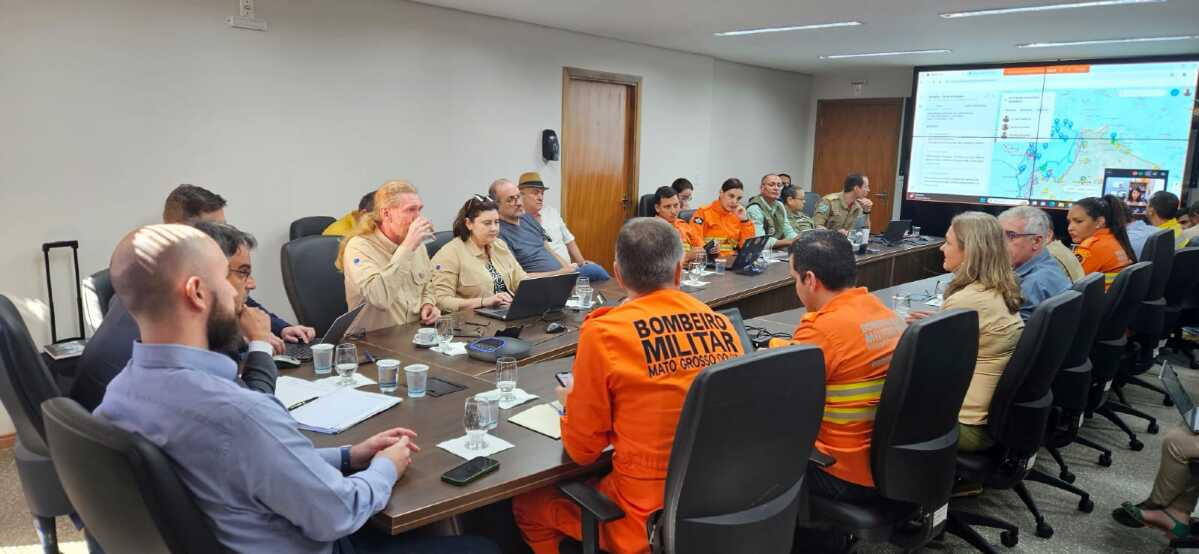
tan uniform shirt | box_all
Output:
[944,283,1024,426]
[1046,239,1085,283]
[342,229,436,331]
[430,237,527,313]
[813,192,865,231]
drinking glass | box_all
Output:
[435,316,455,353]
[404,364,428,397]
[891,294,912,320]
[574,276,591,309]
[477,394,500,431]
[496,357,518,404]
[334,343,358,386]
[377,358,399,394]
[714,258,726,275]
[311,343,334,375]
[692,248,707,268]
[688,260,703,281]
[463,397,489,450]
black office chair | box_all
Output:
[426,230,455,258]
[289,216,336,240]
[1077,262,1153,454]
[280,236,347,337]
[804,192,822,217]
[1109,230,1174,431]
[1160,248,1199,370]
[1041,273,1105,485]
[945,290,1083,549]
[636,194,656,218]
[42,397,229,554]
[0,295,74,551]
[800,309,978,551]
[557,345,827,554]
[678,209,695,223]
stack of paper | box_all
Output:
[508,403,562,439]
[289,387,401,434]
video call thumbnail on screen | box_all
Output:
[904,59,1197,209]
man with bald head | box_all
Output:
[747,173,798,251]
[93,226,497,554]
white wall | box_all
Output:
[0,0,812,434]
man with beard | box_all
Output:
[71,222,277,410]
[94,224,497,554]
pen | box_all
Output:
[363,350,376,364]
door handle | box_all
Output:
[621,196,630,208]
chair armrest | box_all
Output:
[809,450,836,468]
[557,481,625,523]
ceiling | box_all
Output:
[410,0,1199,74]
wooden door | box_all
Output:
[811,98,904,231]
[562,68,641,273]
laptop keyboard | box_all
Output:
[284,342,313,361]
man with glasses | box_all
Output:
[72,222,278,410]
[997,206,1072,320]
[490,178,588,279]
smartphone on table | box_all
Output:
[441,456,500,486]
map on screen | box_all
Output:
[907,60,1197,208]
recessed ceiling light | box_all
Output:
[714,21,863,37]
[819,49,952,60]
[941,0,1167,18]
[1017,34,1199,47]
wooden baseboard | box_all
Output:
[0,432,14,450]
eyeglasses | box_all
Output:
[228,267,252,280]
[1004,231,1039,241]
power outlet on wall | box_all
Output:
[228,0,268,31]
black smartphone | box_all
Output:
[441,456,500,486]
[555,371,573,388]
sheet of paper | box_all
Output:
[274,375,330,410]
[290,387,400,434]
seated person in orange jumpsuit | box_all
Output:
[1068,195,1136,290]
[688,178,756,255]
[513,217,747,554]
[653,185,718,263]
[768,229,903,501]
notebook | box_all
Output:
[508,403,562,439]
[274,375,332,410]
[289,387,401,434]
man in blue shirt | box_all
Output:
[95,224,497,554]
[998,206,1072,320]
[490,178,609,281]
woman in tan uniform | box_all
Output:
[910,211,1024,451]
[431,195,527,312]
[337,181,440,331]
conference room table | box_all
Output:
[290,236,945,535]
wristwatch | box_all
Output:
[340,445,353,473]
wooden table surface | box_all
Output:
[292,237,945,534]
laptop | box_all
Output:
[728,236,770,271]
[717,307,755,353]
[284,303,366,361]
[476,272,580,321]
[1160,362,1199,432]
[878,220,912,246]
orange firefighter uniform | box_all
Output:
[513,288,746,554]
[1074,227,1131,290]
[688,199,755,255]
[769,287,903,487]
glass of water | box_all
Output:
[334,343,358,386]
[891,294,912,320]
[376,358,399,394]
[496,356,518,404]
[435,315,454,353]
[714,258,726,275]
[311,343,334,375]
[477,393,500,431]
[464,397,489,451]
[574,276,591,309]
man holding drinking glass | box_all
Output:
[512,218,747,554]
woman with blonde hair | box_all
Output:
[339,180,440,331]
[431,195,527,312]
[910,211,1024,451]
